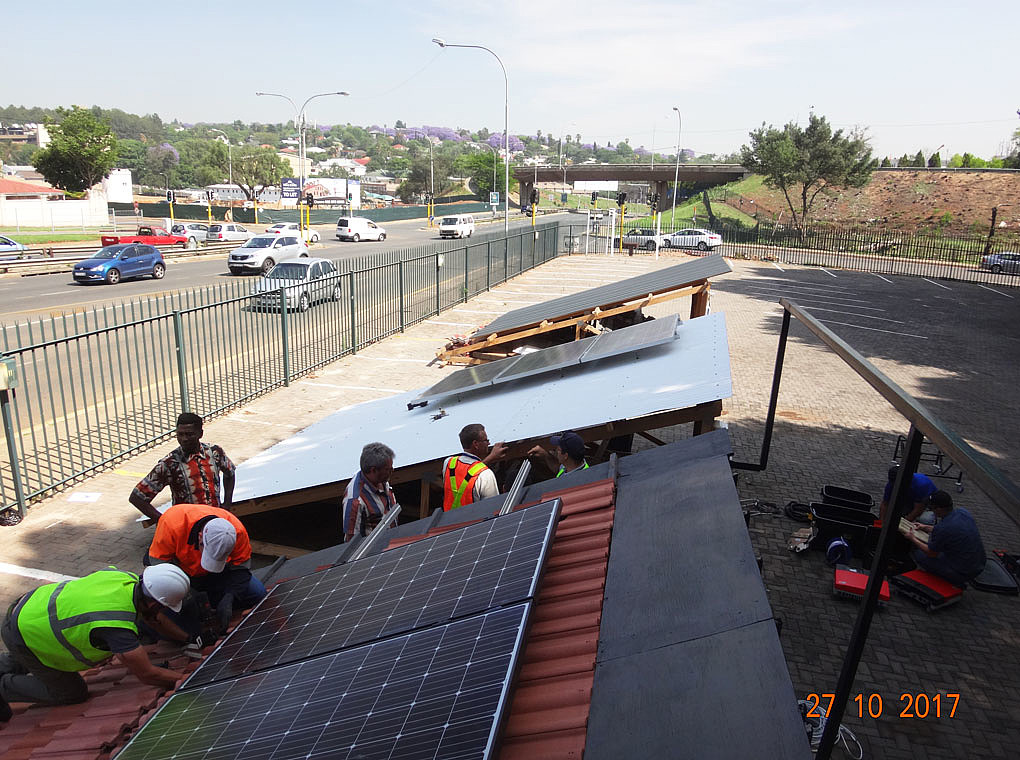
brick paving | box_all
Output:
[1,251,1018,758]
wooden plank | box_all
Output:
[249,540,312,558]
[437,283,708,361]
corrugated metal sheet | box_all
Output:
[472,254,731,337]
[232,312,731,504]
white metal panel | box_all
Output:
[233,312,732,503]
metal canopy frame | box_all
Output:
[437,255,730,364]
[739,298,1020,760]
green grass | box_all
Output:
[0,232,99,244]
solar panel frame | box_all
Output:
[414,353,524,403]
[579,313,679,363]
[183,500,561,690]
[473,253,731,337]
[116,603,533,760]
[488,335,598,383]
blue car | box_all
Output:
[73,244,166,285]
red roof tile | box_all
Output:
[0,178,63,196]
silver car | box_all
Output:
[251,258,341,312]
[0,234,28,259]
[170,222,209,249]
[665,228,722,251]
[207,223,253,243]
[228,234,308,275]
[980,252,1020,275]
[616,228,669,251]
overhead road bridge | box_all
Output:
[514,163,750,206]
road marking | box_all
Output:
[745,288,886,310]
[818,319,928,339]
[351,355,429,363]
[802,307,899,322]
[771,263,784,272]
[304,382,402,393]
[922,278,951,290]
[0,561,78,583]
[820,268,838,278]
[977,284,1015,299]
[872,273,893,283]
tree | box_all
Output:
[141,142,180,188]
[897,153,911,167]
[739,113,876,235]
[911,150,926,167]
[927,151,941,168]
[221,146,289,201]
[319,164,350,179]
[395,119,406,129]
[32,106,118,192]
[880,156,892,167]
[396,154,455,202]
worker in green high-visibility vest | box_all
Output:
[0,564,191,717]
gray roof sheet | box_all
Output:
[472,253,731,337]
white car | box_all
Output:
[266,222,320,243]
[228,234,308,275]
[206,223,253,243]
[170,222,209,249]
[664,228,722,252]
[251,258,341,312]
[336,216,386,242]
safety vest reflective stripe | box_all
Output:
[445,457,489,510]
[556,461,589,478]
[15,570,140,672]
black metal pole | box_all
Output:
[816,424,925,758]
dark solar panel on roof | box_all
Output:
[490,335,597,382]
[116,604,531,760]
[473,254,730,337]
[579,313,678,363]
[184,501,560,689]
[414,353,524,402]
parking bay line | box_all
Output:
[922,277,951,290]
[771,263,784,272]
[872,273,893,284]
[977,284,1015,299]
[802,307,900,322]
[820,268,838,278]
[817,319,928,339]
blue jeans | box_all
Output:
[912,549,980,588]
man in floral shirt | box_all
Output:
[129,413,235,522]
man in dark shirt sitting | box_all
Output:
[905,490,986,588]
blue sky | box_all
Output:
[8,0,1018,159]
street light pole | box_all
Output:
[256,89,349,200]
[671,106,682,232]
[433,38,509,237]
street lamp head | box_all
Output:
[337,91,350,97]
[673,106,680,113]
[432,38,446,47]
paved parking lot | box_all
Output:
[705,260,1020,759]
[1,252,1017,758]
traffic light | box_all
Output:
[616,192,627,207]
[529,189,538,205]
[305,192,315,208]
[591,191,597,206]
[649,193,658,213]
[165,190,175,203]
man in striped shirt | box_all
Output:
[342,442,398,542]
[129,413,236,523]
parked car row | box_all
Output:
[228,235,308,275]
[614,228,723,252]
[980,252,1020,275]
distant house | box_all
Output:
[0,176,65,200]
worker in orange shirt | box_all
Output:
[146,503,266,634]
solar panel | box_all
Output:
[414,353,523,403]
[474,254,731,337]
[184,500,560,689]
[579,313,679,363]
[116,603,531,760]
[490,335,597,382]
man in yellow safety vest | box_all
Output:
[0,565,191,714]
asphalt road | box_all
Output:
[0,214,566,328]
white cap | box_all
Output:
[201,518,237,573]
[141,564,190,612]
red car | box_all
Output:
[100,226,188,248]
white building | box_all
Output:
[102,168,133,204]
[205,183,281,203]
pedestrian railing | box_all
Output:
[0,223,562,514]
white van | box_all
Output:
[439,214,475,239]
[335,216,387,242]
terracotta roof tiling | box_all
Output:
[0,177,64,195]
